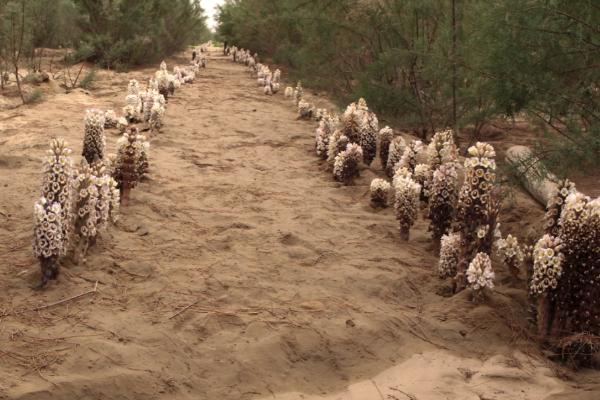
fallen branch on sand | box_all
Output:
[168,298,202,320]
[32,281,98,312]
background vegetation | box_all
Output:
[216,0,600,172]
[0,0,211,72]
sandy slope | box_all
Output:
[0,51,598,399]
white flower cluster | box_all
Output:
[496,234,524,277]
[137,136,150,178]
[155,67,171,99]
[333,143,363,184]
[392,165,411,188]
[40,138,74,249]
[315,113,340,159]
[428,163,458,240]
[370,178,391,208]
[91,163,120,230]
[113,130,148,192]
[284,86,294,98]
[293,82,304,106]
[117,116,128,133]
[378,126,394,168]
[456,141,497,229]
[396,139,423,173]
[82,109,106,165]
[427,129,457,169]
[544,179,576,236]
[393,172,421,239]
[71,161,119,244]
[467,252,495,293]
[315,108,327,121]
[530,234,564,295]
[191,52,207,71]
[104,109,118,129]
[556,193,600,333]
[173,66,184,88]
[149,94,166,132]
[33,198,64,259]
[124,86,142,122]
[256,64,273,94]
[142,88,156,123]
[464,142,496,169]
[262,75,274,95]
[127,79,140,96]
[413,163,432,202]
[386,136,406,177]
[438,233,460,279]
[327,130,349,166]
[356,99,379,165]
[298,99,314,119]
[73,163,99,239]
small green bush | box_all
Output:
[24,89,44,104]
[79,69,97,89]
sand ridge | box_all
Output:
[0,50,598,399]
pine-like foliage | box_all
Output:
[73,0,209,68]
[217,0,600,172]
[82,109,106,165]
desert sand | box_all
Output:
[0,50,599,399]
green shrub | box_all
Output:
[79,69,96,89]
[72,0,210,68]
[24,89,43,104]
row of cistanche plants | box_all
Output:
[227,42,599,365]
[32,45,210,288]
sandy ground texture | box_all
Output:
[1,50,599,400]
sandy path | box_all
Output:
[0,51,598,399]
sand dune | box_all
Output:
[0,51,598,399]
